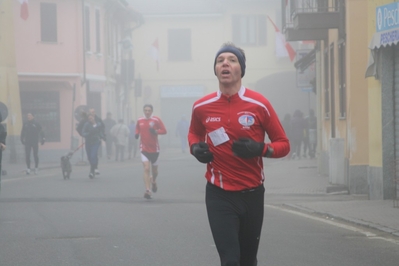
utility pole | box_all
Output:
[0,0,23,163]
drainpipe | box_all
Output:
[81,0,86,86]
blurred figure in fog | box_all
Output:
[89,108,105,173]
[110,119,130,162]
[302,117,310,158]
[103,112,116,160]
[281,113,292,159]
[0,112,7,189]
[290,110,306,159]
[306,109,317,158]
[20,112,45,175]
[128,120,137,159]
[88,108,105,161]
[135,104,167,199]
[175,115,189,153]
[82,114,106,178]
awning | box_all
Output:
[294,48,316,72]
[366,28,399,78]
[368,29,399,49]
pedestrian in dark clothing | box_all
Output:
[0,113,7,191]
[281,113,292,159]
[175,115,189,153]
[20,112,45,175]
[302,120,310,158]
[103,112,116,159]
[88,108,105,161]
[290,110,306,159]
[306,109,317,158]
[82,113,105,178]
[128,120,137,159]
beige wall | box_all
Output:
[0,0,23,137]
[346,0,369,165]
[130,4,295,121]
[319,0,371,166]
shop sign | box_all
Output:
[376,2,399,32]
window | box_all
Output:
[95,9,101,53]
[324,48,330,118]
[84,6,91,51]
[20,91,60,142]
[168,29,191,61]
[232,15,267,46]
[338,41,346,118]
[40,3,57,42]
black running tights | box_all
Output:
[205,182,264,266]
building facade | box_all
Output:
[0,0,141,163]
[129,0,312,148]
[283,0,399,200]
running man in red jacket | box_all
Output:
[188,42,290,266]
[135,104,167,199]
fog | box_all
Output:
[125,0,315,149]
[2,2,384,266]
[1,0,315,159]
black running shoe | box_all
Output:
[144,191,152,199]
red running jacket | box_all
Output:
[136,116,167,153]
[188,86,290,191]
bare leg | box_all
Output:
[151,165,158,182]
[142,161,152,191]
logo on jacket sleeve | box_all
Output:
[238,115,255,127]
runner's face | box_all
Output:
[215,52,242,84]
[143,108,153,118]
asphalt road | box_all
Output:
[0,153,398,266]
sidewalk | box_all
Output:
[1,149,399,237]
[264,158,399,238]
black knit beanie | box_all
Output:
[214,46,246,78]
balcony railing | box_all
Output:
[282,0,343,32]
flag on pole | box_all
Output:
[19,0,29,20]
[267,16,296,62]
[150,38,159,71]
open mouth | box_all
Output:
[221,70,230,75]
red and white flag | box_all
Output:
[267,16,296,62]
[150,38,159,71]
[19,0,29,20]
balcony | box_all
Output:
[282,0,344,41]
[293,11,340,30]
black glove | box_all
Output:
[149,128,157,135]
[135,134,139,139]
[232,138,264,159]
[40,138,45,145]
[191,142,213,163]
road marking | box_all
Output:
[2,173,55,182]
[265,204,399,245]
